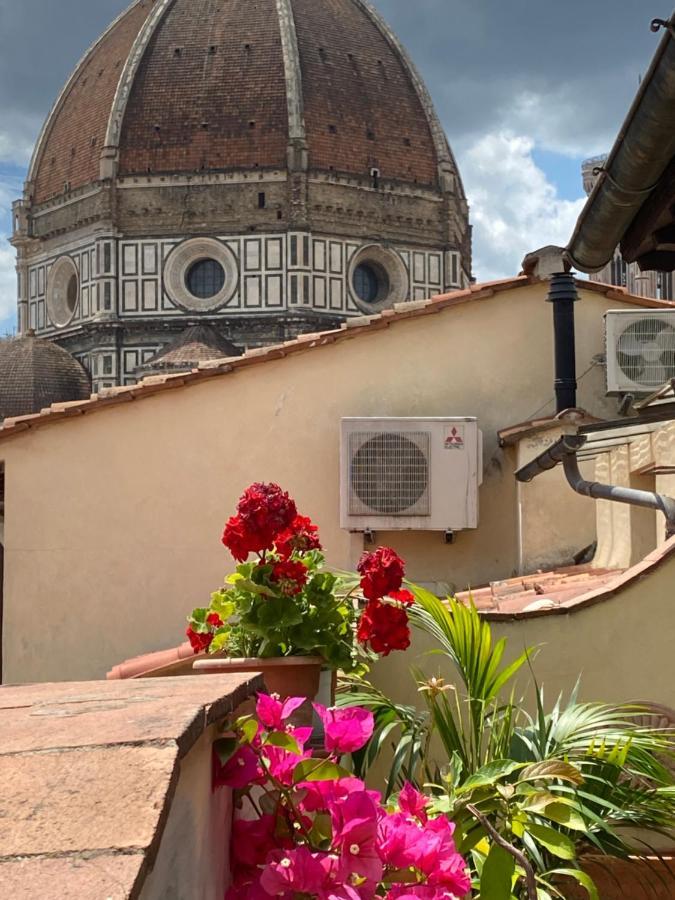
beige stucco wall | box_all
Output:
[140,725,233,900]
[594,423,675,570]
[0,283,652,683]
[514,425,597,573]
[375,551,675,715]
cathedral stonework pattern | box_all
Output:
[13,0,471,390]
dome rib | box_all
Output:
[275,0,306,150]
[117,0,290,176]
[29,0,464,201]
[351,0,465,198]
[103,0,176,170]
[28,0,157,205]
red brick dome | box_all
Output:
[28,0,462,205]
[0,333,91,420]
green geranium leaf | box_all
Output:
[526,824,576,860]
[187,607,210,631]
[210,590,236,620]
[209,630,231,654]
[480,843,515,900]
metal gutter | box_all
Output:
[567,13,675,273]
[515,434,675,531]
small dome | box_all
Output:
[0,332,91,419]
[138,325,241,375]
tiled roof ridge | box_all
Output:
[472,535,675,621]
[2,275,673,441]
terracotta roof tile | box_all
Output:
[1,276,673,443]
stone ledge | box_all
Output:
[0,673,263,899]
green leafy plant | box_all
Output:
[185,483,416,672]
[338,587,675,899]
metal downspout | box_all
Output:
[516,435,675,535]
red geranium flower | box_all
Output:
[357,547,405,601]
[275,515,322,559]
[272,559,309,596]
[186,612,223,654]
[357,600,410,656]
[222,483,297,561]
[222,514,258,563]
[389,589,415,607]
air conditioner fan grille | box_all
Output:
[349,431,430,516]
[616,317,675,388]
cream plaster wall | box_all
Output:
[0,284,651,683]
[374,553,675,715]
[140,725,233,900]
[514,426,597,573]
[594,424,675,570]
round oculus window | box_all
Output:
[163,238,238,312]
[353,263,387,304]
[46,256,80,327]
[348,245,408,313]
[66,274,78,313]
[185,258,226,300]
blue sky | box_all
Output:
[0,0,660,334]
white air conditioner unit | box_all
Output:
[606,310,675,393]
[340,418,482,532]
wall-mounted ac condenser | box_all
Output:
[605,310,675,394]
[340,418,483,532]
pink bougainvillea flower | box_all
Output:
[231,814,278,871]
[298,776,377,814]
[262,744,311,786]
[386,887,463,899]
[288,725,313,749]
[388,589,415,607]
[225,875,271,900]
[260,847,333,897]
[212,743,261,791]
[378,812,426,870]
[333,792,383,884]
[398,782,430,824]
[255,693,307,731]
[313,704,375,755]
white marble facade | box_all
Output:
[26,232,464,388]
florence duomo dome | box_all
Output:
[11,0,471,391]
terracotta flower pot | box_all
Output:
[192,655,323,703]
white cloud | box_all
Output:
[0,241,17,330]
[0,115,39,167]
[459,131,586,282]
[0,176,19,332]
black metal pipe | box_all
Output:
[547,273,578,413]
